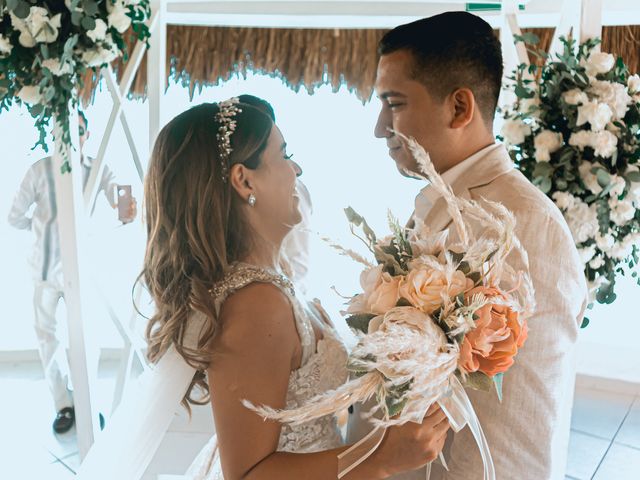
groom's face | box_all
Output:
[374,50,451,176]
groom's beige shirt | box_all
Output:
[347,143,587,480]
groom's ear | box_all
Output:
[449,88,475,130]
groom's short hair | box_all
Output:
[378,12,503,124]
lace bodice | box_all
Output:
[187,264,349,479]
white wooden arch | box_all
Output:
[57,0,639,459]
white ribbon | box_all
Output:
[338,375,495,480]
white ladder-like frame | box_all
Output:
[54,1,166,458]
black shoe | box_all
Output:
[53,407,75,434]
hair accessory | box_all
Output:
[216,97,242,183]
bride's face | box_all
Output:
[250,125,302,234]
[374,49,454,176]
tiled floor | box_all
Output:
[565,382,640,480]
[1,362,639,480]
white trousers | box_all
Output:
[33,281,73,412]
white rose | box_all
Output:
[534,130,563,162]
[81,42,120,67]
[10,8,61,45]
[578,245,597,264]
[42,58,73,76]
[578,162,603,195]
[107,1,132,33]
[87,19,108,42]
[563,89,589,106]
[28,7,61,43]
[18,30,36,48]
[589,80,632,120]
[595,231,615,252]
[17,85,42,105]
[610,241,634,260]
[569,130,593,150]
[582,51,615,77]
[608,174,626,198]
[628,74,640,94]
[577,100,613,132]
[589,255,605,269]
[0,35,12,56]
[552,191,576,211]
[501,118,531,145]
[565,200,599,244]
[609,197,635,226]
[591,130,618,158]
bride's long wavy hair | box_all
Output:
[143,101,273,409]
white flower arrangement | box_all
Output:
[501,35,640,322]
[0,0,151,171]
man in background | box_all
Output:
[7,111,137,434]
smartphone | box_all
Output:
[117,185,133,223]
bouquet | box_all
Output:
[245,136,534,479]
[0,0,151,171]
[501,34,640,318]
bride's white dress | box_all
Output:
[185,263,349,479]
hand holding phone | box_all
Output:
[117,185,136,224]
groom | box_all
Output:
[348,12,588,480]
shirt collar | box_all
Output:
[417,142,500,206]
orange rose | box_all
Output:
[458,286,528,377]
[399,266,473,314]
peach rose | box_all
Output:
[458,286,528,377]
[347,265,402,315]
[399,266,473,314]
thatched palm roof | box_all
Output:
[80,25,640,104]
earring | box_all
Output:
[248,194,256,207]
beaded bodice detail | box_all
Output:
[210,263,348,454]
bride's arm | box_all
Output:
[207,283,448,480]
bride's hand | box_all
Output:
[369,404,450,478]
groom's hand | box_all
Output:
[370,404,450,478]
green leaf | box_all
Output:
[533,161,554,178]
[71,11,83,26]
[396,297,412,307]
[462,372,494,393]
[81,15,96,31]
[493,373,504,402]
[626,171,640,183]
[344,206,377,244]
[13,0,29,18]
[347,357,373,375]
[82,0,99,16]
[596,169,611,188]
[513,32,540,45]
[515,84,535,99]
[536,177,552,193]
[6,0,18,10]
[385,396,408,418]
[580,317,590,328]
[595,280,617,304]
[374,245,405,276]
[345,313,376,334]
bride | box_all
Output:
[78,96,450,480]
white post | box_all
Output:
[52,108,99,458]
[549,0,584,59]
[148,0,167,150]
[581,0,604,45]
[498,0,531,112]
